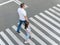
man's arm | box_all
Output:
[24,16,29,22]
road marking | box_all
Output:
[12,25,47,45]
[35,15,60,41]
[17,23,47,45]
[6,28,24,45]
[53,6,60,11]
[0,39,6,45]
[0,0,28,8]
[0,0,13,6]
[12,25,36,45]
[57,4,60,7]
[20,32,36,45]
[40,13,60,28]
[13,0,21,5]
[22,25,47,45]
[29,20,58,45]
[13,0,28,8]
[44,10,60,22]
[0,31,14,45]
[0,2,59,45]
[49,8,60,16]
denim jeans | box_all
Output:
[17,20,26,32]
[26,32,30,40]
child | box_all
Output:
[24,21,32,43]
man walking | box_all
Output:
[17,3,29,33]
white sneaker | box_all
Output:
[24,39,30,44]
[24,41,28,43]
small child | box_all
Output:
[24,21,32,43]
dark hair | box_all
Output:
[25,21,29,29]
[20,3,25,8]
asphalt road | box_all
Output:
[0,0,60,45]
[0,0,60,31]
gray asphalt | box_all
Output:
[0,0,60,45]
[0,0,60,31]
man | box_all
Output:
[17,3,29,33]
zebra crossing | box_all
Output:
[34,15,60,41]
[12,25,36,45]
[0,39,6,45]
[49,7,60,16]
[0,4,60,45]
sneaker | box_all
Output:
[24,41,28,43]
[24,39,30,44]
[17,31,20,33]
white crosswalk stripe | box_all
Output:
[49,8,60,16]
[30,23,58,45]
[0,3,60,45]
[29,17,58,45]
[20,32,36,45]
[13,0,21,5]
[53,6,60,11]
[44,10,60,22]
[34,15,60,41]
[57,4,60,7]
[0,31,14,45]
[13,0,28,8]
[0,39,6,45]
[21,25,47,45]
[12,25,36,45]
[12,25,47,45]
[39,13,60,28]
[6,28,24,45]
[0,0,13,6]
[23,27,48,45]
[0,0,28,8]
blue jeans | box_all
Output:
[17,20,26,32]
[26,32,30,40]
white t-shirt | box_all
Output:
[17,8,27,21]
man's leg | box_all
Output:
[17,20,22,33]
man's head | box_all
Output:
[20,3,25,8]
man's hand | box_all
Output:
[24,16,29,22]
